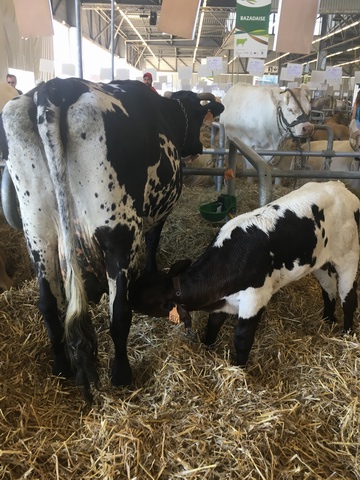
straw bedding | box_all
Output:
[0,180,359,479]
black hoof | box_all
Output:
[111,360,132,387]
[52,353,73,378]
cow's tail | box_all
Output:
[35,81,99,399]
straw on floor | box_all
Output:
[0,179,359,480]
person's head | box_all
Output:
[6,74,17,88]
[143,72,153,87]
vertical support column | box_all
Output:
[75,0,83,78]
[111,0,115,81]
[316,14,328,71]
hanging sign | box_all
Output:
[247,58,265,76]
[234,0,271,59]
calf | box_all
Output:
[130,181,360,367]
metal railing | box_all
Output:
[183,122,360,207]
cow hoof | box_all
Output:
[323,315,337,326]
[111,360,132,387]
[52,354,73,379]
[235,354,249,367]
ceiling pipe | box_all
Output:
[117,6,159,64]
[192,0,207,66]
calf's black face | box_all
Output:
[130,258,192,318]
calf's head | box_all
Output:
[130,259,192,318]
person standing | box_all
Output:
[6,74,23,95]
[351,90,360,129]
[143,72,157,93]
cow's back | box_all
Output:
[216,181,359,281]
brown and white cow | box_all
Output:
[311,94,337,112]
[296,139,360,196]
[311,113,350,141]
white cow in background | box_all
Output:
[220,83,314,181]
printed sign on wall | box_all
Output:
[234,0,271,59]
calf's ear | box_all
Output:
[168,259,192,276]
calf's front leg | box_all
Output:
[204,312,228,346]
[234,308,264,366]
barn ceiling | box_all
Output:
[50,0,360,76]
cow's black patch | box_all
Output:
[263,210,318,271]
[31,249,41,263]
[355,209,360,227]
[272,204,280,210]
[321,262,336,275]
[0,114,9,160]
[81,133,86,140]
[311,204,324,228]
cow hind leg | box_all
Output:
[234,309,264,366]
[109,272,132,387]
[313,264,338,324]
[144,220,166,274]
[340,281,357,333]
[96,225,135,387]
[38,278,72,378]
[337,261,358,333]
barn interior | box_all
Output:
[1,1,360,479]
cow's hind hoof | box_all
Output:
[52,354,73,379]
[111,359,132,387]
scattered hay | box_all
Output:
[0,180,359,479]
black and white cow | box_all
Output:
[130,181,360,367]
[0,77,224,399]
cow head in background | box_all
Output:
[164,91,224,159]
[274,84,314,138]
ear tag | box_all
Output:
[169,306,181,325]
